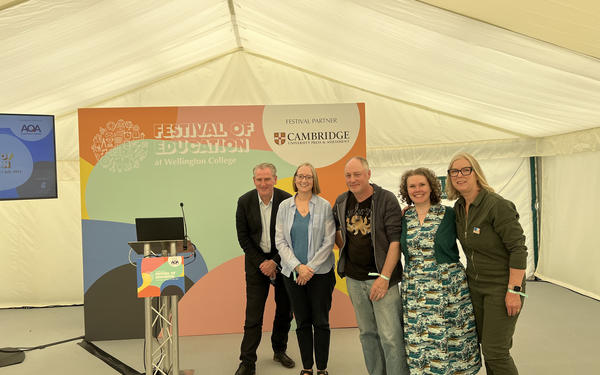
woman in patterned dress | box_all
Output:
[399,167,481,375]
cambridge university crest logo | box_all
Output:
[274,132,286,145]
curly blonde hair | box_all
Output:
[399,167,442,205]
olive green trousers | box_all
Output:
[468,279,525,375]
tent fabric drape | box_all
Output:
[372,157,536,280]
[536,151,600,300]
[1,50,599,307]
[1,0,599,306]
[2,1,599,135]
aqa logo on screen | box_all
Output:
[19,122,46,140]
[21,124,42,134]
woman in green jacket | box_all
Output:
[447,152,527,375]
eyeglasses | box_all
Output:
[448,167,473,177]
[296,174,313,181]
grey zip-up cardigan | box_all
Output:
[332,183,403,285]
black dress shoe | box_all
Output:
[273,352,296,368]
[234,362,256,375]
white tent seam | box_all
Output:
[54,48,245,120]
[241,50,528,138]
[228,0,243,49]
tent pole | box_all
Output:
[529,157,540,270]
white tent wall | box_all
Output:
[0,0,599,306]
[0,165,82,307]
[0,51,530,307]
[536,151,600,299]
[371,157,535,279]
[2,50,599,306]
[0,112,82,306]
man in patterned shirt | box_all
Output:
[333,156,408,375]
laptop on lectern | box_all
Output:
[135,217,184,242]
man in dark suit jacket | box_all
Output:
[234,163,295,375]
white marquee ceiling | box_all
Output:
[419,0,600,60]
[1,0,598,141]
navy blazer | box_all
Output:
[235,187,292,274]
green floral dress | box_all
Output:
[402,204,481,375]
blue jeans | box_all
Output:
[346,277,409,375]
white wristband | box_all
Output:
[368,272,390,281]
[507,288,527,297]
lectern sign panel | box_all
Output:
[137,256,185,297]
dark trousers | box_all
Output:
[283,268,336,370]
[469,278,525,375]
[240,269,292,365]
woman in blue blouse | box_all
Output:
[275,162,336,375]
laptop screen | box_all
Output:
[135,217,184,241]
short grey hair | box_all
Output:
[347,156,369,170]
[253,162,277,177]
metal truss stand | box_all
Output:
[129,240,187,375]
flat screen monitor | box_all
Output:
[135,217,185,242]
[0,113,58,200]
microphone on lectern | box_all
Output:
[180,202,188,251]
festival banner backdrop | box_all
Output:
[79,104,365,340]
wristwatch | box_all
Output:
[507,285,527,297]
